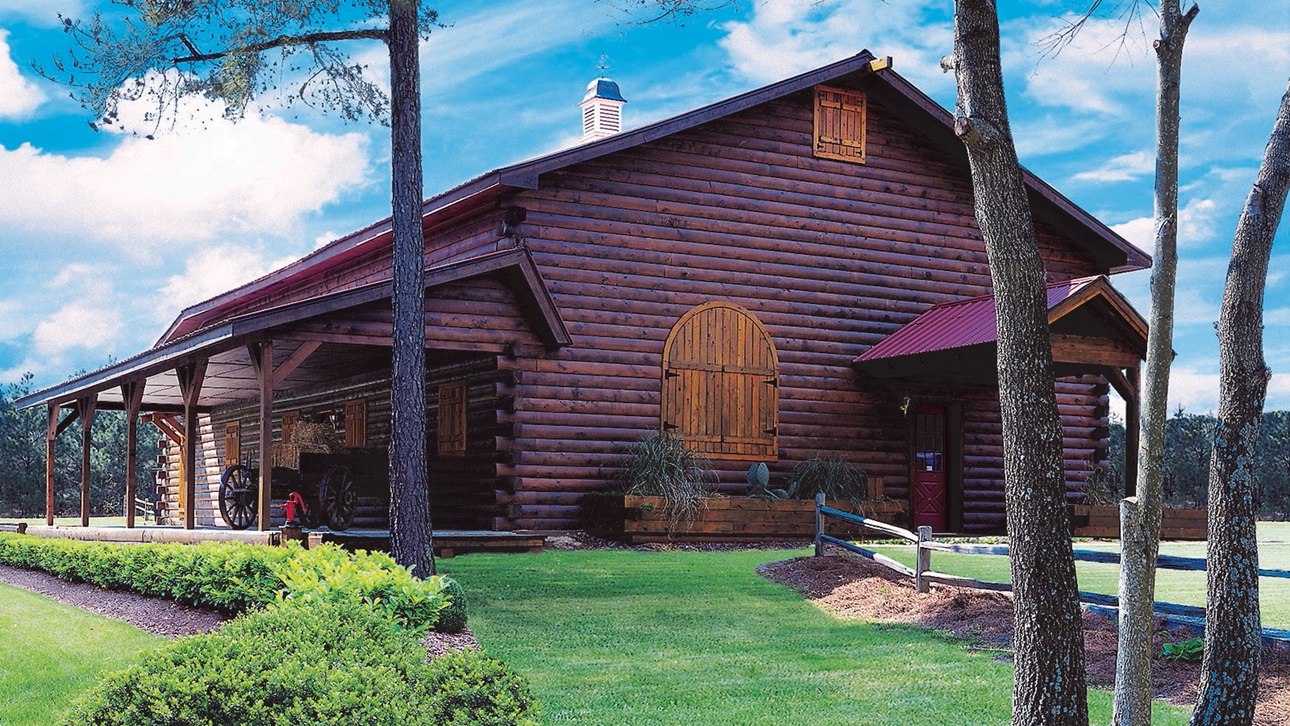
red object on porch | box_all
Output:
[856,277,1100,362]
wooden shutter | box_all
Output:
[344,399,368,448]
[813,85,866,163]
[437,381,467,458]
[224,421,240,468]
[661,302,778,460]
[281,411,298,446]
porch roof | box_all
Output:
[853,276,1148,381]
[16,248,569,412]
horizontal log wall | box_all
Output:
[497,88,1108,530]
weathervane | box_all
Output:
[597,54,610,78]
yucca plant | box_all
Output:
[786,456,869,511]
[618,433,715,534]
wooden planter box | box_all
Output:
[582,494,907,544]
[1071,504,1207,541]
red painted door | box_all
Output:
[912,406,947,532]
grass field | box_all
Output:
[0,584,160,726]
[869,521,1290,629]
[441,549,1191,725]
[10,516,127,527]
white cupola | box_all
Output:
[579,77,626,143]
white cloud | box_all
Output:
[0,30,44,119]
[33,299,122,356]
[1009,14,1154,117]
[0,91,372,252]
[1072,150,1154,183]
[717,0,955,94]
[158,246,297,316]
[313,231,340,250]
[1110,197,1223,254]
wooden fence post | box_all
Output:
[916,525,932,593]
[814,493,826,557]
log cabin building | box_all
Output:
[19,52,1150,536]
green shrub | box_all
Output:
[618,433,714,533]
[436,578,469,634]
[1161,636,1205,661]
[0,535,461,631]
[272,546,450,632]
[426,649,540,725]
[786,456,869,509]
[63,598,537,726]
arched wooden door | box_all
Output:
[661,302,779,460]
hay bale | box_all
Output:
[273,421,347,469]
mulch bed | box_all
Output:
[0,563,479,659]
[0,564,230,638]
[758,554,1290,724]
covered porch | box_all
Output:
[16,248,569,538]
[853,276,1148,533]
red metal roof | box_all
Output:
[855,276,1101,362]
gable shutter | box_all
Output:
[437,382,467,458]
[662,302,778,460]
[813,85,867,163]
[344,399,368,448]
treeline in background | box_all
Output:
[1092,408,1290,519]
[0,375,159,518]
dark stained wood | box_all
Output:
[45,405,58,526]
[76,396,97,527]
[249,341,274,532]
[121,381,145,529]
[176,360,207,530]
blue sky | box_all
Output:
[0,0,1287,417]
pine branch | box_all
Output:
[168,28,388,64]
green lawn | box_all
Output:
[441,549,1190,725]
[870,521,1290,629]
[0,584,161,726]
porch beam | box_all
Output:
[121,380,146,529]
[176,360,208,530]
[249,342,274,532]
[45,405,58,526]
[54,408,80,438]
[76,396,98,527]
[271,341,321,389]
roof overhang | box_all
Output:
[18,248,568,411]
[853,276,1149,384]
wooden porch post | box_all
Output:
[176,360,207,530]
[249,342,274,532]
[77,396,98,527]
[121,381,146,529]
[1124,366,1141,498]
[45,404,57,526]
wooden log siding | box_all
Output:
[493,90,1107,529]
[161,86,1118,532]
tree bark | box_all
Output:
[951,2,1088,723]
[387,0,435,578]
[1114,4,1198,725]
[1190,78,1290,726]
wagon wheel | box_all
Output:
[318,464,357,531]
[219,465,258,530]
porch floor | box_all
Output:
[19,524,545,558]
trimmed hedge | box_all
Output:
[0,534,465,632]
[63,598,537,726]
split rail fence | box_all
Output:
[813,493,1290,645]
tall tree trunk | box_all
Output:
[951,2,1088,723]
[1190,78,1290,726]
[1114,4,1198,725]
[387,0,434,577]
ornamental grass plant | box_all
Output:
[618,433,715,534]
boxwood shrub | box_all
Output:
[63,598,537,726]
[0,534,465,632]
